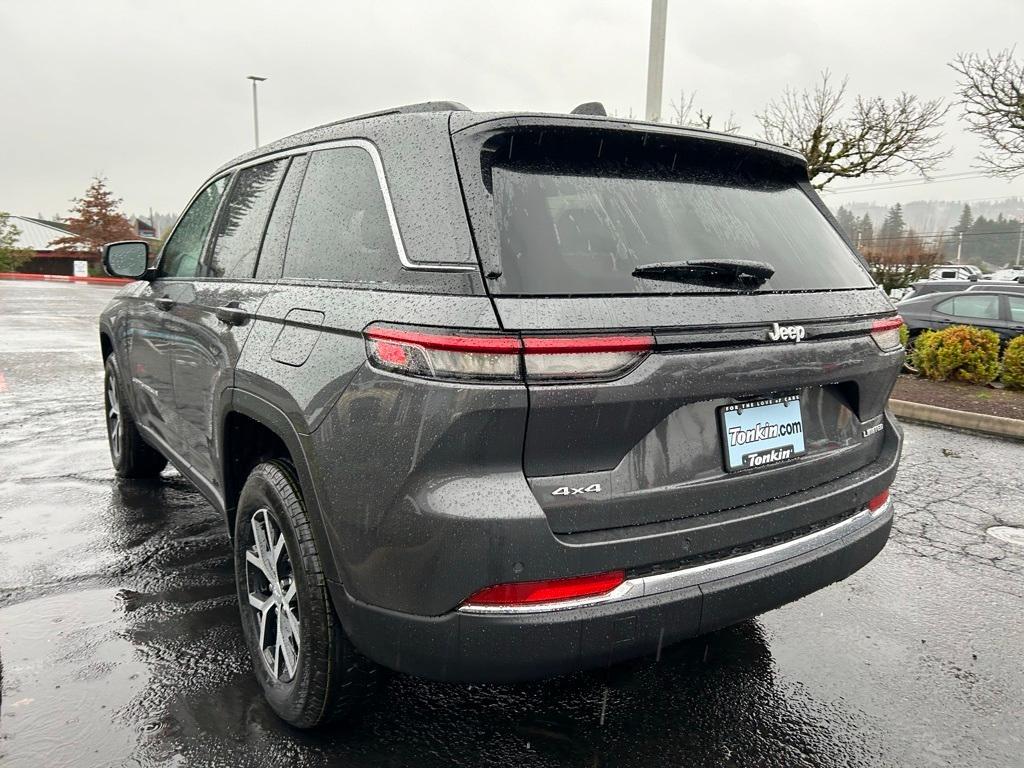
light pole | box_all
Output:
[645,0,668,122]
[1016,221,1023,268]
[247,75,267,149]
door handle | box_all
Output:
[155,295,174,311]
[215,302,249,326]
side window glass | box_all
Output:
[939,294,999,320]
[256,155,309,280]
[1008,296,1024,323]
[204,159,288,278]
[282,147,400,282]
[160,176,229,278]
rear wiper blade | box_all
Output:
[632,259,775,286]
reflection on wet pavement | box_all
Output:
[1,281,1022,767]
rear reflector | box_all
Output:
[867,488,890,511]
[870,316,903,351]
[364,323,653,384]
[464,570,626,606]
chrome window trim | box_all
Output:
[220,138,476,273]
[458,498,893,615]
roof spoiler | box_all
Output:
[570,101,608,116]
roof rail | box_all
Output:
[319,101,470,129]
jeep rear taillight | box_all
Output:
[363,324,653,384]
[521,334,652,382]
[870,316,903,351]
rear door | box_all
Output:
[454,122,901,535]
[997,294,1024,341]
[164,157,291,486]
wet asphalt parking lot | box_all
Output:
[0,280,1022,768]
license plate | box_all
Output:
[719,395,805,472]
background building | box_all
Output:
[6,215,88,275]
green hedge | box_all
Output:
[912,326,1001,385]
[1002,336,1024,390]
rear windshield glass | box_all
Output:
[482,130,873,295]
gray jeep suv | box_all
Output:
[99,101,904,728]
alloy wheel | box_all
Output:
[105,371,122,463]
[245,508,301,682]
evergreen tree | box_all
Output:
[880,203,906,241]
[835,206,857,240]
[953,203,973,235]
[857,212,875,243]
[51,177,137,254]
[966,214,1022,265]
[0,212,33,272]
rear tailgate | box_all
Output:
[452,118,902,535]
[500,294,897,533]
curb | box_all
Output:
[890,398,1024,442]
[0,272,131,286]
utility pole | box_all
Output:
[645,0,668,122]
[1016,221,1023,268]
[956,231,963,264]
[247,75,267,149]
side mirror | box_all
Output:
[103,241,150,279]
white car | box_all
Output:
[929,264,983,280]
[988,268,1024,283]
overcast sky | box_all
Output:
[2,0,1022,220]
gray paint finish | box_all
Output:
[98,108,906,681]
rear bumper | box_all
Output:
[332,498,894,683]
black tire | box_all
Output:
[104,355,167,478]
[234,460,378,728]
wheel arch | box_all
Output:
[221,390,342,585]
[99,328,114,362]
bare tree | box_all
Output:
[950,48,1024,178]
[756,71,949,189]
[862,229,943,293]
[669,90,740,133]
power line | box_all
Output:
[859,229,1022,243]
[825,171,994,194]
[939,194,1024,204]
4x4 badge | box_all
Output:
[767,322,806,342]
[552,483,602,496]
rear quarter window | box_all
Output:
[282,146,401,284]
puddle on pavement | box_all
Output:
[0,589,146,766]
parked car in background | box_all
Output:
[98,101,904,729]
[988,268,1024,283]
[898,278,1024,303]
[929,264,983,280]
[899,290,1024,347]
[966,282,1024,294]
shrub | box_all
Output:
[912,326,1001,385]
[899,323,909,349]
[1002,336,1024,390]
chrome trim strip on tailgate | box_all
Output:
[457,499,892,615]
